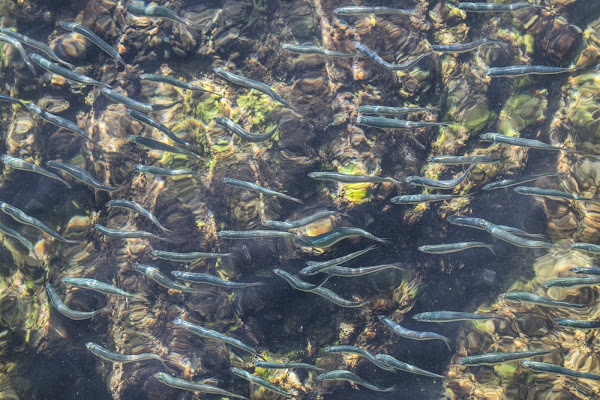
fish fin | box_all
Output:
[487,245,497,256]
[375,237,391,244]
[315,275,331,288]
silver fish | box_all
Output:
[459,350,560,366]
[480,132,572,151]
[27,103,91,141]
[128,135,201,159]
[458,2,541,12]
[481,172,558,190]
[86,342,164,365]
[59,21,127,67]
[127,108,189,147]
[413,311,498,322]
[556,318,600,329]
[132,164,197,176]
[404,164,475,190]
[300,245,377,275]
[140,73,213,92]
[315,370,396,392]
[1,154,70,187]
[46,161,121,192]
[333,6,420,16]
[214,117,278,142]
[106,199,169,233]
[324,345,396,371]
[378,315,452,350]
[126,3,194,26]
[514,186,600,204]
[418,242,495,255]
[62,277,146,302]
[358,105,440,115]
[431,38,506,54]
[174,318,260,356]
[45,282,103,320]
[0,222,38,260]
[230,367,293,397]
[282,43,352,58]
[154,373,247,399]
[320,263,404,277]
[0,27,73,68]
[500,292,587,308]
[253,360,325,371]
[101,87,179,112]
[302,227,389,248]
[308,171,400,185]
[134,263,207,293]
[218,230,303,241]
[357,115,450,129]
[0,34,36,75]
[487,65,577,77]
[214,67,290,107]
[30,54,107,87]
[375,354,444,378]
[390,194,468,204]
[95,224,170,242]
[541,276,600,288]
[353,41,431,71]
[521,361,600,381]
[171,271,263,288]
[224,177,302,203]
[153,250,233,261]
[262,210,338,230]
[0,202,77,243]
[428,155,503,165]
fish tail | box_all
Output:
[375,236,391,244]
[443,337,453,351]
[486,245,497,256]
[315,275,331,288]
[382,385,397,392]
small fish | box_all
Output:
[46,161,121,192]
[405,164,475,190]
[487,65,577,77]
[324,345,396,371]
[128,135,201,159]
[45,282,103,320]
[132,164,197,176]
[458,2,542,12]
[571,242,600,254]
[0,202,76,243]
[358,105,440,115]
[214,67,290,107]
[308,171,400,185]
[357,115,450,129]
[428,155,503,165]
[134,263,207,293]
[500,292,587,308]
[101,87,179,113]
[253,360,325,371]
[521,361,600,381]
[127,108,189,146]
[431,38,506,54]
[218,229,304,241]
[86,342,164,365]
[282,43,352,57]
[300,245,377,275]
[333,6,419,17]
[62,277,146,302]
[481,172,558,190]
[174,318,260,356]
[1,154,70,187]
[140,73,212,93]
[556,318,600,329]
[0,34,36,75]
[412,311,498,323]
[390,194,468,204]
[459,350,560,366]
[481,132,572,151]
[320,263,404,277]
[570,267,600,275]
[302,227,389,248]
[353,41,431,71]
[153,250,233,262]
[0,222,38,259]
[106,199,169,233]
[375,354,444,378]
[214,117,278,142]
[0,27,73,68]
[273,269,329,291]
[59,21,127,67]
[514,186,600,203]
[262,210,338,230]
[171,271,263,288]
[418,242,495,255]
[315,370,396,392]
[27,103,91,141]
[495,225,547,240]
[0,94,27,109]
[224,177,302,203]
[30,53,106,86]
[154,372,247,399]
[378,315,452,350]
[95,224,169,242]
[446,215,490,230]
[126,3,194,26]
[230,367,293,397]
[542,276,600,288]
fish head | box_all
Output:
[85,342,96,351]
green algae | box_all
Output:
[337,163,371,204]
[498,91,547,137]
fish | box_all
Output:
[481,172,558,190]
[101,88,180,113]
[308,171,400,185]
[272,269,329,291]
[95,224,170,242]
[390,194,469,204]
[140,73,214,93]
[46,160,121,191]
[128,135,201,159]
[570,267,600,275]
[126,3,194,26]
[153,250,233,261]
[218,229,305,241]
[315,370,396,392]
[357,115,450,129]
[514,186,600,203]
[495,225,547,240]
[542,276,600,288]
[324,345,396,371]
[174,318,260,356]
[480,132,572,151]
[132,164,197,176]
[253,360,325,371]
[214,67,290,107]
[282,43,352,58]
[300,245,377,275]
[30,54,107,87]
[459,350,561,366]
[0,27,74,68]
[427,155,503,165]
[487,65,577,77]
[62,277,146,302]
[571,242,600,254]
[500,292,587,308]
[127,108,190,147]
[224,177,302,203]
[418,242,496,255]
[134,263,208,293]
[333,6,419,16]
[45,282,104,320]
[377,315,452,350]
[431,38,506,54]
[262,210,339,230]
[301,227,389,248]
[214,117,278,142]
[412,311,499,322]
[375,354,444,378]
[106,199,169,233]
[0,34,36,75]
[0,94,27,109]
[154,372,247,399]
[521,361,600,381]
[320,263,404,277]
[457,2,542,12]
[171,271,264,288]
[555,318,600,329]
[353,41,431,71]
[86,342,164,365]
[1,154,70,187]
[230,367,293,397]
[27,103,91,141]
[405,163,475,190]
[0,201,78,243]
[59,21,127,67]
[358,105,440,115]
[0,222,38,260]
